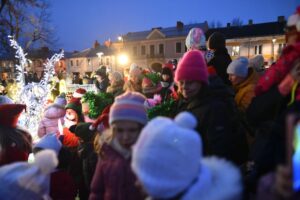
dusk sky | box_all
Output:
[50,0,298,51]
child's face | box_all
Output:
[178,80,202,100]
[162,74,170,82]
[112,120,141,150]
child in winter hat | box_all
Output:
[186,27,207,51]
[0,102,32,166]
[255,6,300,101]
[0,150,58,199]
[90,91,147,199]
[132,112,242,200]
[249,55,265,74]
[175,50,208,84]
[73,88,87,99]
[227,57,249,84]
[38,94,67,138]
[33,134,77,200]
[109,91,148,126]
[124,63,143,93]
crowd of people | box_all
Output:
[0,6,300,200]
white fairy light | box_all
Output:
[8,35,64,139]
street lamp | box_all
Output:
[272,38,276,63]
[97,52,104,65]
[118,36,123,42]
[118,54,129,66]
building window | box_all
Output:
[141,45,146,55]
[232,46,240,56]
[255,45,263,55]
[88,59,91,66]
[106,57,110,65]
[176,42,182,53]
[133,46,137,56]
[150,45,155,56]
[70,60,73,66]
[159,44,164,54]
[76,60,79,66]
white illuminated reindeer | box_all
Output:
[8,36,64,138]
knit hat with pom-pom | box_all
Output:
[131,112,201,198]
[0,150,58,199]
[131,112,243,200]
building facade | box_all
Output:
[206,16,286,66]
[112,21,208,72]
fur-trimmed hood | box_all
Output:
[182,157,242,200]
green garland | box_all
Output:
[81,92,114,119]
[147,98,177,120]
[144,72,161,85]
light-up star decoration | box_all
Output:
[8,36,64,139]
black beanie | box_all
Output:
[208,32,226,50]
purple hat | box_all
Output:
[109,91,148,125]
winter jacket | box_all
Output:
[61,127,80,148]
[94,77,110,93]
[89,143,144,200]
[50,170,77,200]
[106,81,124,97]
[233,68,259,112]
[38,105,66,138]
[207,47,232,85]
[176,84,248,165]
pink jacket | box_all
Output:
[38,105,66,138]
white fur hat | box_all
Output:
[132,112,243,200]
[132,112,201,199]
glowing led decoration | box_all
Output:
[9,36,64,139]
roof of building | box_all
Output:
[70,45,115,58]
[205,21,286,40]
[122,21,208,42]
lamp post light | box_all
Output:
[272,38,276,63]
[118,54,129,66]
[97,52,104,66]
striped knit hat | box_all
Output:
[109,91,148,125]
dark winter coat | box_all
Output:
[207,47,232,85]
[50,170,77,200]
[78,142,98,191]
[176,84,248,165]
[89,144,144,200]
[94,77,110,93]
[245,86,291,192]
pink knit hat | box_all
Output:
[175,50,208,84]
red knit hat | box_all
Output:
[175,50,208,84]
[0,104,26,128]
[73,88,87,98]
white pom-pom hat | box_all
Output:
[132,112,202,199]
[0,150,58,199]
[132,112,243,200]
